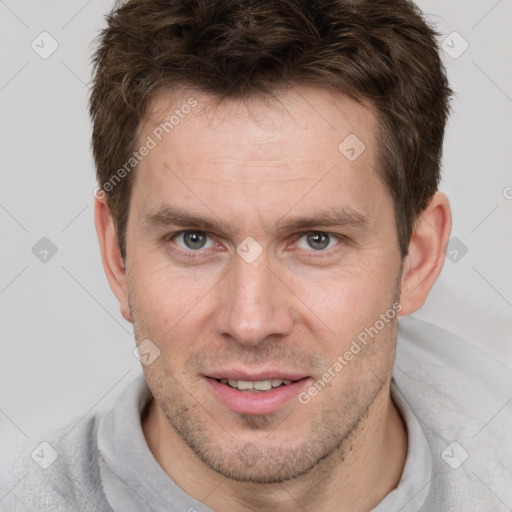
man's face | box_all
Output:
[124,86,403,482]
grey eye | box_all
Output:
[295,231,339,251]
[306,232,330,250]
[177,231,211,250]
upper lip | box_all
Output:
[205,370,308,382]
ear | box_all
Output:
[94,195,132,323]
[399,192,452,315]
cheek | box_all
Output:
[287,261,398,348]
[129,261,219,341]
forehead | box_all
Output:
[142,85,377,167]
[130,85,388,232]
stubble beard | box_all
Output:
[129,278,400,484]
[157,375,386,484]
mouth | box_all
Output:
[216,378,294,392]
[204,373,310,415]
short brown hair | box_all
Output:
[89,0,452,260]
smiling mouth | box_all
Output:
[216,378,298,392]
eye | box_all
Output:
[296,231,339,251]
[173,231,215,250]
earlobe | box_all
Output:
[398,192,452,316]
[94,197,132,323]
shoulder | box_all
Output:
[394,316,512,510]
[395,316,512,417]
[0,414,112,512]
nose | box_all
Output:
[213,250,295,346]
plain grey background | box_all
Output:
[1,0,511,449]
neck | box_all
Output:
[142,381,407,512]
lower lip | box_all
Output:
[205,378,310,415]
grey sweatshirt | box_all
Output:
[1,317,511,511]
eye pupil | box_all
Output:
[184,231,207,249]
[307,231,330,250]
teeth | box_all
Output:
[254,380,272,391]
[236,380,254,390]
[220,378,294,391]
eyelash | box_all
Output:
[165,230,345,259]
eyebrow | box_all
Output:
[143,206,226,232]
[275,207,368,232]
[142,205,368,234]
